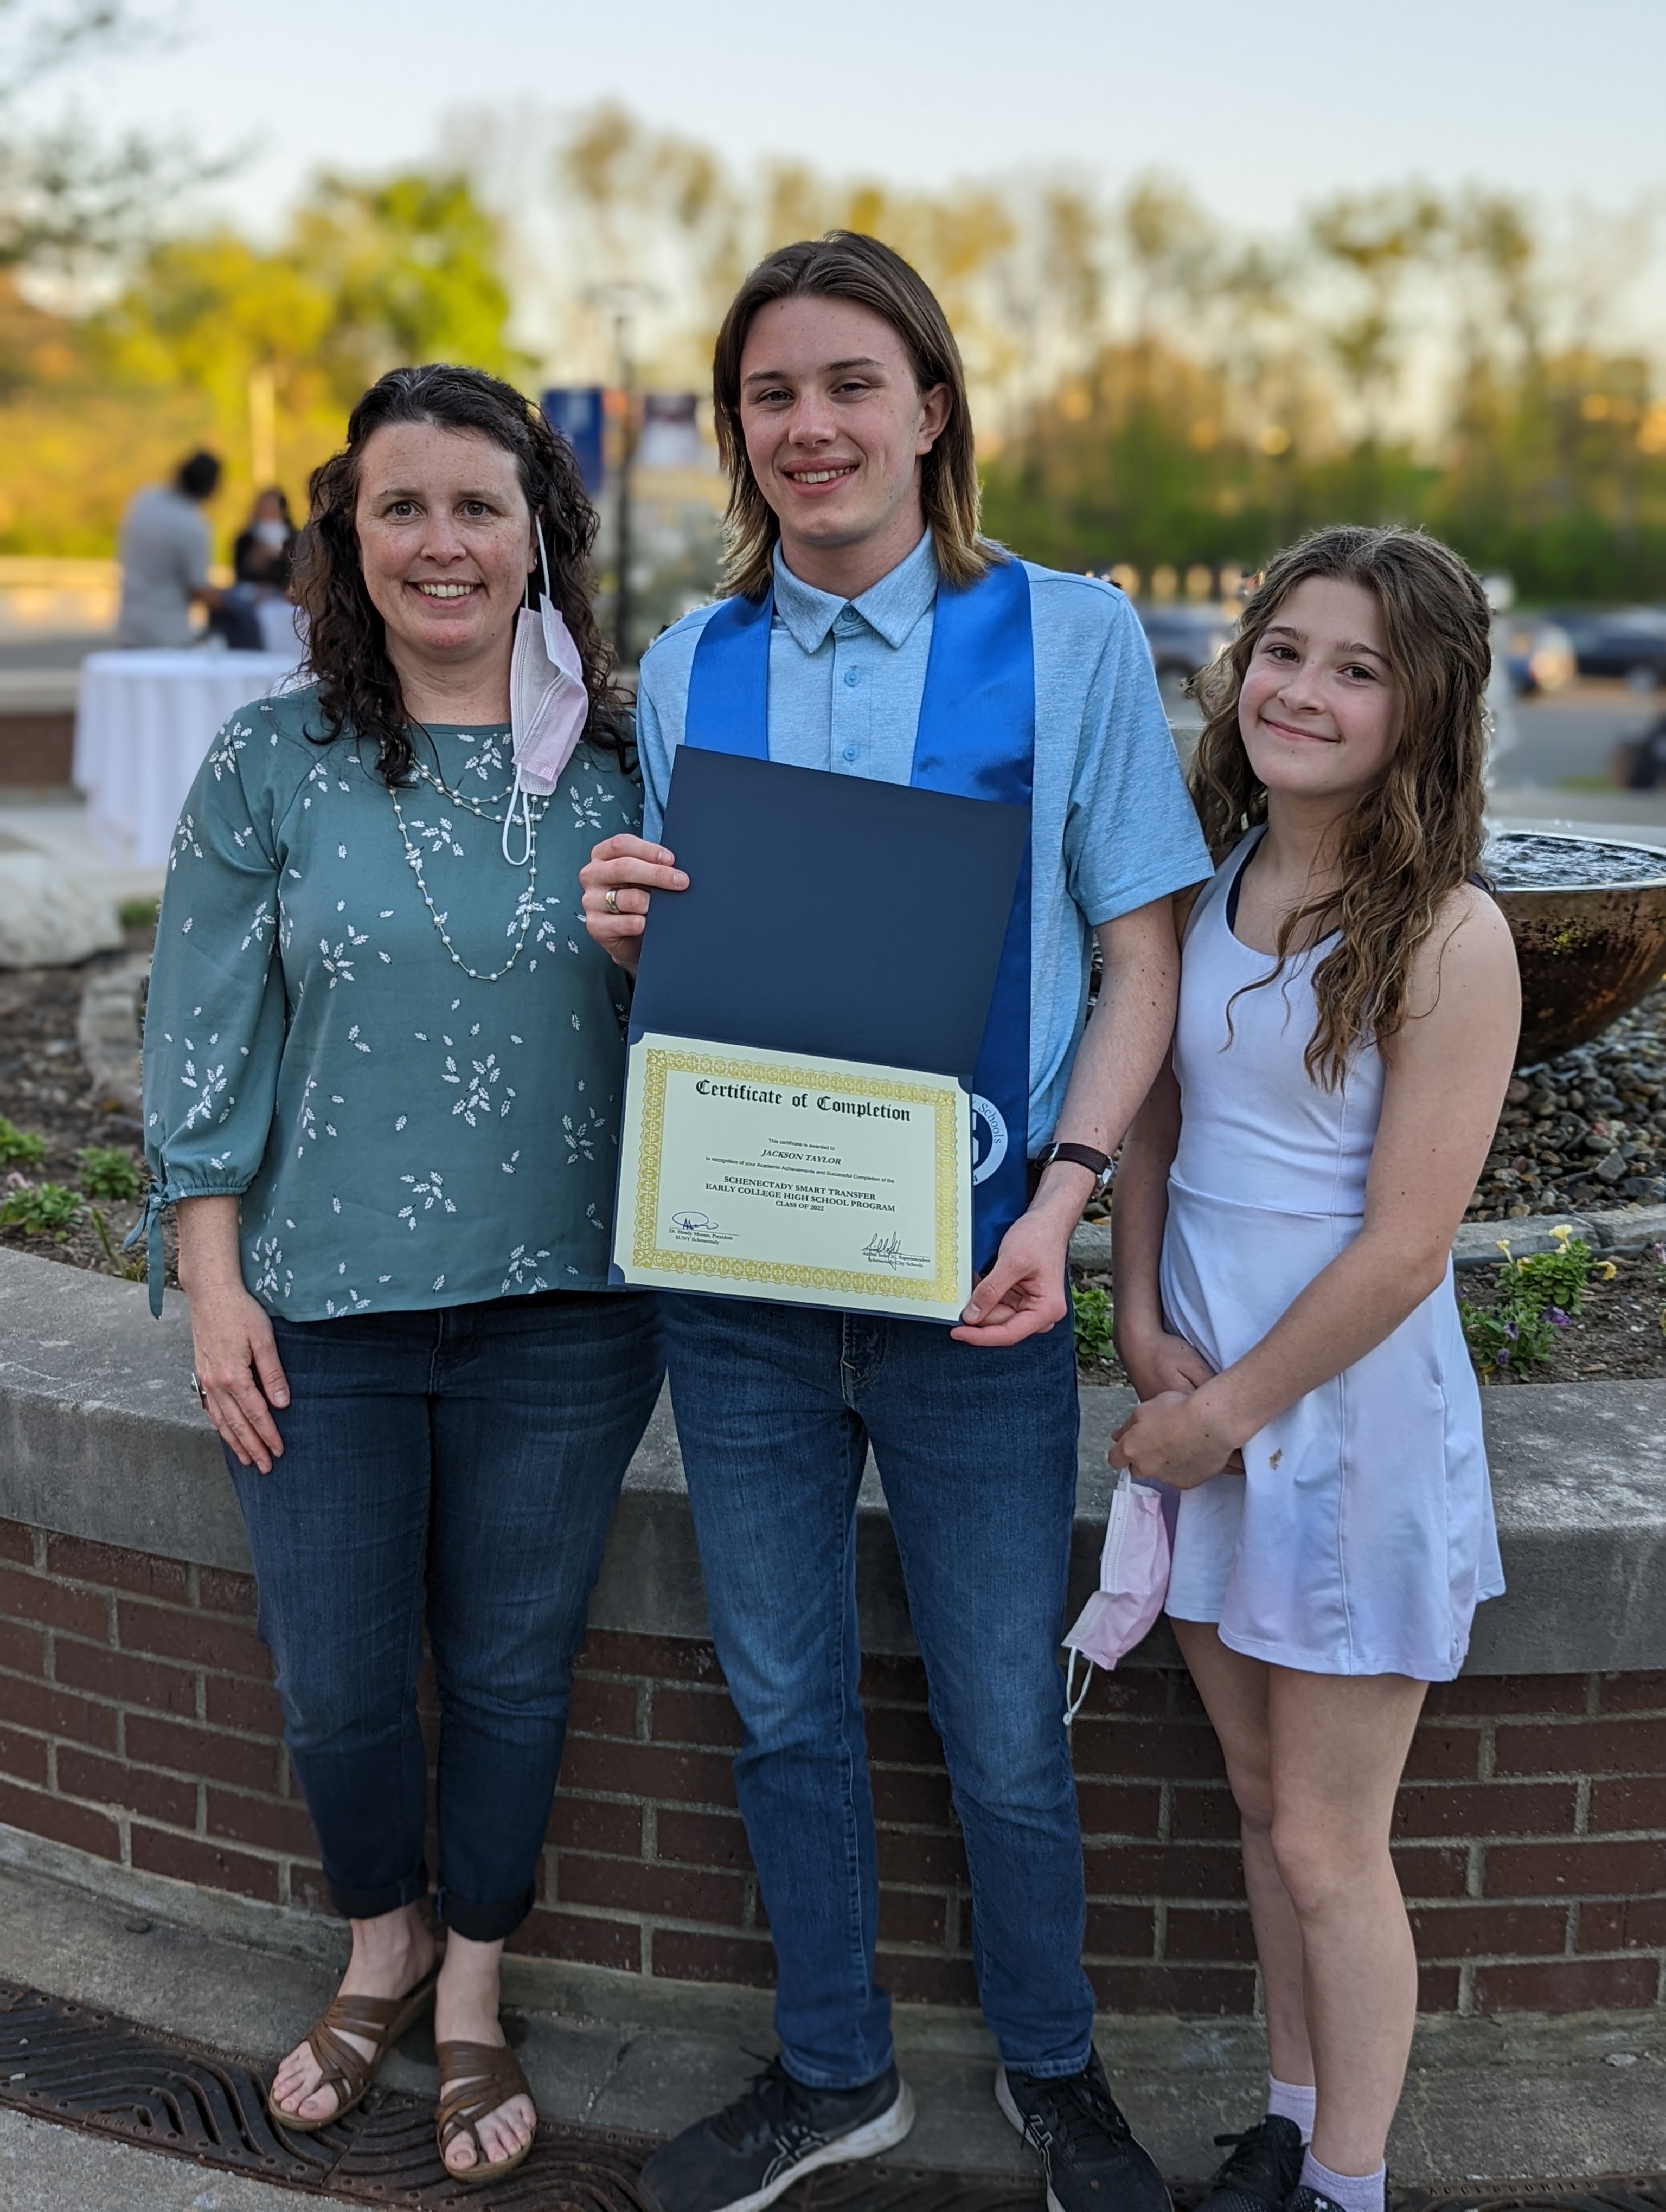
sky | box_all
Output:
[49,0,1666,238]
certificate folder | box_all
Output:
[627,747,1029,1075]
[612,749,1028,1320]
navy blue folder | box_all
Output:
[627,747,1030,1079]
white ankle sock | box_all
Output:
[1265,2075,1316,2141]
[1300,2150,1386,2212]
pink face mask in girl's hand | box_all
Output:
[1062,1470,1172,1721]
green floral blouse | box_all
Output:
[140,686,638,1319]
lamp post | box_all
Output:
[583,282,658,665]
[613,305,636,664]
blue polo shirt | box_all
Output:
[635,532,1211,1147]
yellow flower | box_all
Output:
[1495,1238,1513,1258]
[1550,1224,1573,1244]
[1599,1261,1618,1281]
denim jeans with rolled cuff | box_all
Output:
[229,1289,664,1942]
[663,1291,1095,2091]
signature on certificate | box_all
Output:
[861,1231,928,1269]
[668,1209,735,1245]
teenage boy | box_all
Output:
[582,233,1210,2212]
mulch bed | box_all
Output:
[1454,1243,1666,1384]
[0,931,155,1282]
[1072,1246,1666,1387]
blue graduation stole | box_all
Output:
[683,555,1035,1274]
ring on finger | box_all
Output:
[190,1371,208,1410]
[604,888,619,914]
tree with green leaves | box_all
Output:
[0,2,219,277]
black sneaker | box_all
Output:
[1286,2185,1387,2212]
[996,2048,1172,2212]
[1197,2118,1306,2212]
[637,2055,915,2212]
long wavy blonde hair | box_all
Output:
[1189,524,1492,1086]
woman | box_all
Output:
[215,486,302,652]
[1111,527,1517,2212]
[233,486,300,592]
[140,364,663,2185]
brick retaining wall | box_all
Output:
[0,711,74,787]
[0,1516,1660,2015]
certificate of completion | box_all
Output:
[614,1032,971,1321]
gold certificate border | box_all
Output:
[632,1044,962,1304]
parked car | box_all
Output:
[1135,602,1234,685]
[1542,607,1666,687]
[1500,615,1576,695]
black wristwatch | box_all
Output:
[1033,1141,1115,1202]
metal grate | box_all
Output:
[1,1978,1662,2211]
[0,1977,649,2207]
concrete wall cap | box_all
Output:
[1069,1206,1666,1275]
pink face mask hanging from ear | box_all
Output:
[502,519,590,864]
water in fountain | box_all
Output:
[1482,831,1666,890]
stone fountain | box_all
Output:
[1485,829,1666,1064]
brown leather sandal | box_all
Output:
[434,2037,536,2188]
[266,1962,439,2134]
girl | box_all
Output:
[1110,526,1519,2212]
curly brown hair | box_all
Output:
[293,364,630,785]
[712,232,994,602]
[1188,523,1493,1086]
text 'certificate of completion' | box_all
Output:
[614,1032,971,1321]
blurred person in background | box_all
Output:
[116,449,227,647]
[235,486,300,591]
[223,486,303,653]
[1622,711,1666,789]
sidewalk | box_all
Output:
[0,1848,1661,2206]
[0,2106,315,2211]
[0,791,163,910]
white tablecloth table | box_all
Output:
[73,648,300,872]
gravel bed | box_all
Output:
[1467,979,1666,1221]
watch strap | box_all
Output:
[1035,1141,1112,1178]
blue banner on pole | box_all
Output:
[541,388,606,497]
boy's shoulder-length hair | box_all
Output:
[712,230,994,601]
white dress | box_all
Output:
[1159,830,1504,1680]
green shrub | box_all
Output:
[1460,1226,1609,1379]
[1072,1281,1116,1366]
[0,1182,84,1239]
[118,896,159,929]
[0,1118,46,1169]
[78,1146,143,1201]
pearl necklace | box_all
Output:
[388,749,550,985]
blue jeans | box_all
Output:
[664,1295,1094,2089]
[230,1290,663,1940]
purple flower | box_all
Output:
[1547,1308,1571,1328]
